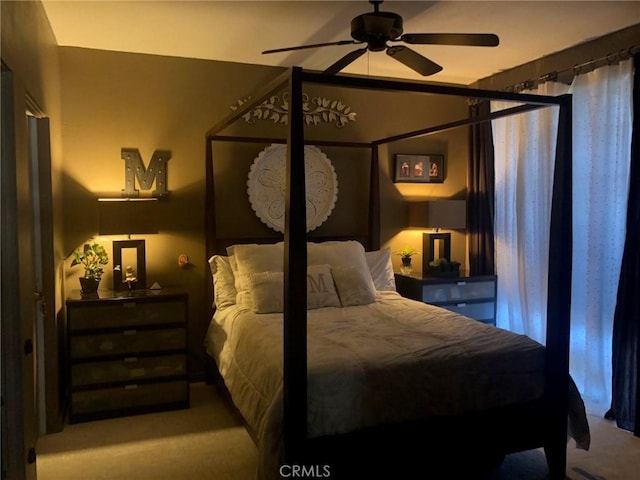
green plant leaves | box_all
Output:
[70,242,109,281]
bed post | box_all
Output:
[544,93,573,480]
[368,145,381,250]
[204,136,216,327]
[283,66,308,464]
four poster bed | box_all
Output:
[204,68,589,479]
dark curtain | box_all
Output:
[608,54,640,436]
[467,100,495,276]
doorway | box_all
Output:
[1,64,38,480]
[27,102,59,436]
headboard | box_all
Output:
[205,136,380,246]
[204,135,381,313]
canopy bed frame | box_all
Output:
[205,67,573,478]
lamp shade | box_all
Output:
[408,200,466,229]
[97,198,158,235]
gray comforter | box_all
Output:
[205,291,589,479]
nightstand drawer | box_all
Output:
[395,274,497,326]
[70,328,186,359]
[71,380,188,419]
[69,300,185,331]
[442,302,495,323]
[422,280,495,303]
[72,354,187,386]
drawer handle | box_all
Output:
[124,357,138,363]
[456,281,467,286]
[123,302,137,309]
[457,303,467,308]
[124,384,138,390]
[123,329,137,336]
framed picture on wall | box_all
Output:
[394,154,445,183]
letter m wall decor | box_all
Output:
[121,148,171,197]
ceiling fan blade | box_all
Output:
[401,33,500,47]
[263,40,359,55]
[386,46,442,76]
[323,47,368,75]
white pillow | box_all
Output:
[227,242,284,308]
[331,265,376,307]
[242,264,341,313]
[306,264,341,310]
[365,248,396,291]
[308,240,376,287]
[228,241,377,308]
[228,242,284,273]
[244,271,284,314]
[207,255,237,309]
[308,240,368,269]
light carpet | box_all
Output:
[37,383,639,480]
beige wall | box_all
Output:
[58,47,469,378]
[473,23,640,91]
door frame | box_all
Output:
[1,64,38,480]
[27,107,61,435]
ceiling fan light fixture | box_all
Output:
[351,12,403,45]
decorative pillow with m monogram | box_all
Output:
[242,264,341,314]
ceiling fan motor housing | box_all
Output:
[351,12,403,51]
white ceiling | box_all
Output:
[41,0,640,85]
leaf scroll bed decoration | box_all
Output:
[231,93,356,128]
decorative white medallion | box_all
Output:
[247,144,338,233]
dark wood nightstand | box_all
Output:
[394,273,497,326]
[65,288,189,423]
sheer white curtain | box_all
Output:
[492,82,570,344]
[569,60,633,414]
[491,60,633,414]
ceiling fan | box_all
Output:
[262,0,499,76]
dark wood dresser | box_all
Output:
[65,288,189,423]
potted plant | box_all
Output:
[427,258,461,277]
[396,246,418,273]
[71,242,110,294]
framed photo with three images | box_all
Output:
[394,154,444,183]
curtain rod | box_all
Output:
[504,45,639,93]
